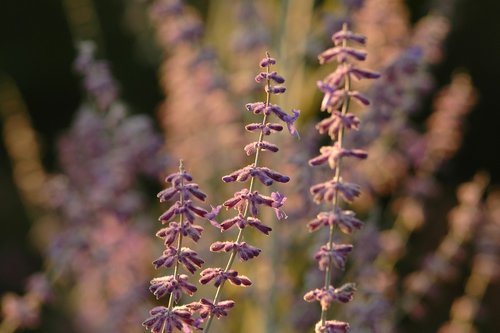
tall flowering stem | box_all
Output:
[200,53,299,333]
[305,23,379,332]
[143,161,217,333]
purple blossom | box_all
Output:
[153,247,204,274]
[157,182,207,202]
[271,191,288,220]
[304,283,356,310]
[165,170,193,185]
[316,111,360,139]
[318,46,367,64]
[255,71,285,84]
[310,180,362,203]
[219,214,272,234]
[244,103,300,136]
[199,268,252,287]
[309,143,368,169]
[187,298,235,319]
[259,57,276,67]
[223,188,282,217]
[317,82,371,111]
[333,30,366,45]
[159,200,208,224]
[210,241,261,261]
[245,102,266,114]
[315,320,350,333]
[265,85,287,94]
[222,165,289,186]
[245,122,283,135]
[315,244,354,271]
[156,222,204,246]
[205,205,222,228]
[149,275,197,301]
[244,140,279,155]
[142,306,198,333]
[307,209,363,234]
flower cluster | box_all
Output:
[143,162,220,333]
[198,53,299,333]
[304,24,379,332]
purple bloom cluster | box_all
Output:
[143,163,222,333]
[305,24,379,332]
[199,53,299,333]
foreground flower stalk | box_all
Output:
[305,23,379,332]
[201,53,299,333]
[143,161,218,333]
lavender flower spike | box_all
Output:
[201,53,299,333]
[304,23,379,332]
[143,160,217,333]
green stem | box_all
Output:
[320,22,351,326]
[203,54,273,333]
[167,160,186,312]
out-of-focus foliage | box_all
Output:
[1,0,500,333]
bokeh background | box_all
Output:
[1,0,500,332]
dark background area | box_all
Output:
[0,0,499,331]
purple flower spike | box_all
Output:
[305,24,379,332]
[201,53,297,332]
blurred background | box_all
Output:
[1,0,500,332]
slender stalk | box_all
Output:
[167,160,185,311]
[320,23,351,326]
[202,55,273,333]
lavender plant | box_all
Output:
[46,42,167,333]
[196,53,299,333]
[304,23,379,333]
[143,161,219,333]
